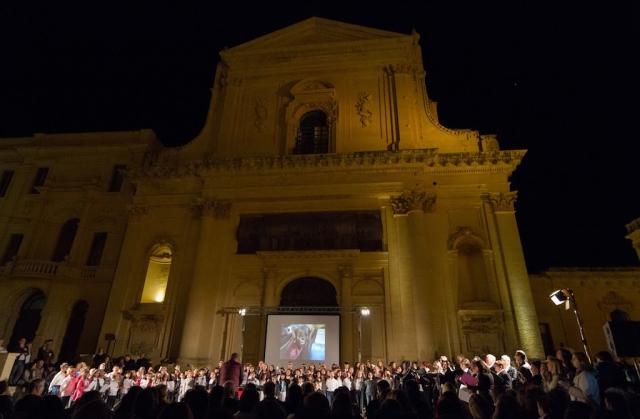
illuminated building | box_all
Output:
[0,18,549,366]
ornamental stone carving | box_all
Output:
[384,63,413,75]
[254,98,269,133]
[355,92,373,127]
[390,191,436,215]
[598,291,634,313]
[482,191,518,212]
[122,310,164,332]
[458,310,506,355]
[447,227,489,251]
[192,199,232,219]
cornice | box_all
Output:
[256,250,361,260]
[128,149,526,182]
[221,37,412,67]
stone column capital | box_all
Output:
[127,204,149,222]
[191,198,232,220]
[390,191,436,215]
[262,267,278,280]
[482,191,518,212]
[339,266,354,278]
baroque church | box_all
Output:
[7,17,624,368]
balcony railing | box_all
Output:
[13,259,60,276]
[1,258,116,281]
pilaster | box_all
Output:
[482,192,544,358]
[339,266,355,362]
[179,198,234,365]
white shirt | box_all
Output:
[326,377,339,392]
[342,377,352,390]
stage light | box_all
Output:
[550,289,570,305]
[549,288,591,362]
[239,308,246,316]
[361,308,370,316]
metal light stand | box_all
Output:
[567,289,591,362]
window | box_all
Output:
[294,111,329,155]
[140,244,172,303]
[86,232,108,266]
[52,219,79,262]
[1,233,24,265]
[29,167,49,194]
[0,171,15,197]
[107,165,126,192]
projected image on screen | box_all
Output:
[280,324,325,361]
[265,315,339,367]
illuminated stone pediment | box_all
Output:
[224,17,407,53]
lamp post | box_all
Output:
[239,308,246,363]
[550,289,591,362]
[358,308,370,363]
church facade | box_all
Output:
[0,18,548,366]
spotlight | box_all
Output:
[239,308,246,316]
[550,289,571,305]
[361,308,370,316]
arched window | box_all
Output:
[280,277,337,307]
[9,290,46,347]
[52,218,79,262]
[140,244,172,303]
[294,111,329,155]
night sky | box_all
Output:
[1,2,638,272]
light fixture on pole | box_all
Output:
[358,308,370,363]
[550,288,591,362]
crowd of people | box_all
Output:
[1,336,640,419]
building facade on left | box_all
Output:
[0,130,157,362]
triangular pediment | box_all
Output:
[225,17,408,53]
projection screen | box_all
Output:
[264,314,340,368]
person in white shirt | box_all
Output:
[100,372,121,408]
[342,372,353,391]
[48,363,69,396]
[122,371,137,400]
[325,370,340,406]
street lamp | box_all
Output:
[550,289,591,362]
[358,308,370,363]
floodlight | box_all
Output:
[550,289,571,305]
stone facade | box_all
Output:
[0,18,546,366]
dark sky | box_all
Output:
[1,2,639,272]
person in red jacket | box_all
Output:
[219,353,242,392]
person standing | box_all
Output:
[8,338,30,385]
[219,353,242,391]
[37,339,55,368]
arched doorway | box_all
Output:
[9,290,46,347]
[58,300,89,364]
[279,277,338,307]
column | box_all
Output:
[483,192,544,359]
[389,191,436,361]
[179,198,233,365]
[262,268,278,307]
[98,203,148,357]
[339,266,355,363]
